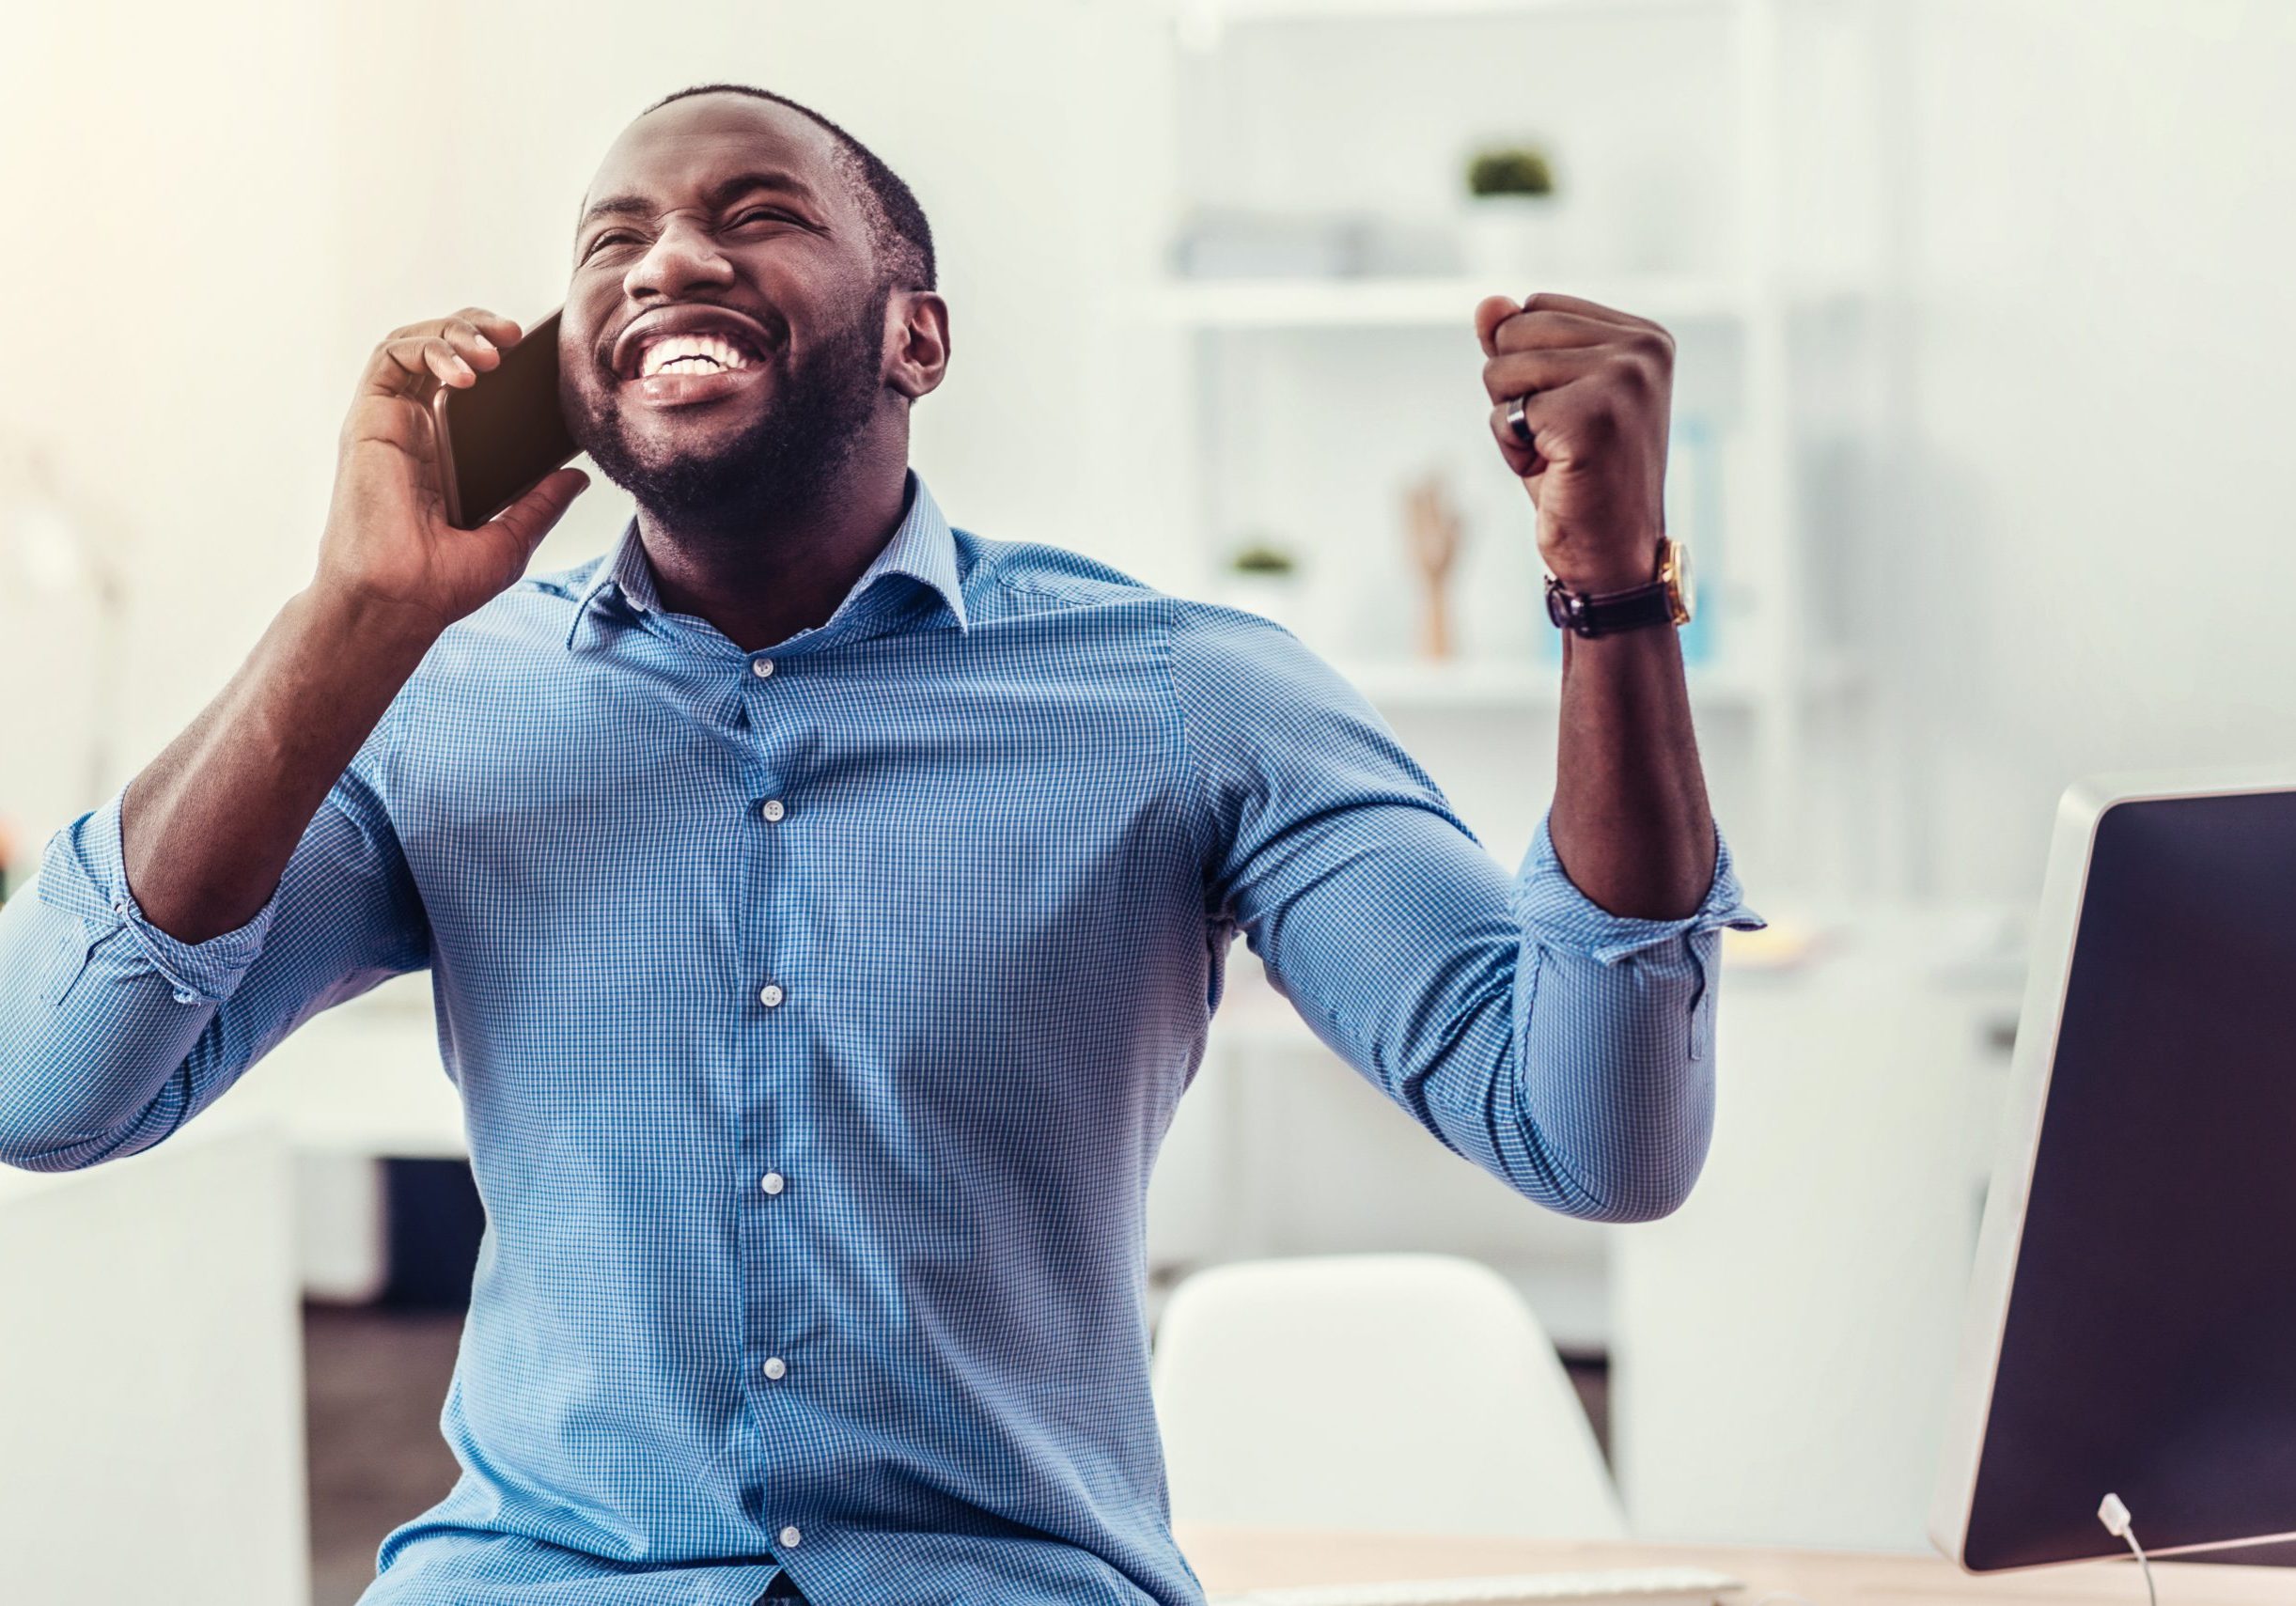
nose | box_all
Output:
[622,211,736,302]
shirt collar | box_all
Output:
[566,470,969,650]
[848,470,970,634]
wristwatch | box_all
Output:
[1544,538,1695,638]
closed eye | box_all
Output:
[579,207,809,265]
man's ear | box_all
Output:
[884,289,951,401]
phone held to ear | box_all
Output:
[430,308,581,531]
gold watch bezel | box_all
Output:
[1658,537,1695,627]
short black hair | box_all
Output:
[642,83,936,292]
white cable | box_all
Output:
[2098,1491,2160,1606]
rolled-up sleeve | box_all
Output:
[1170,600,1763,1223]
[0,709,429,1172]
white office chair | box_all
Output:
[0,1115,309,1605]
[1150,1253,1627,1540]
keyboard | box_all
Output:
[1210,1567,1745,1606]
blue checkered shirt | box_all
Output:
[0,473,1758,1605]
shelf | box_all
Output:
[1334,655,1783,711]
[1154,273,1754,330]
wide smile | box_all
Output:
[610,311,779,410]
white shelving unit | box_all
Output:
[1139,0,1890,1355]
[1159,0,1865,886]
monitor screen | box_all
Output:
[1960,788,2296,1569]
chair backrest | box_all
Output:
[1150,1253,1627,1539]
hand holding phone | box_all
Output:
[313,307,589,639]
[430,307,583,531]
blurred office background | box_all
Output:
[2,1,2291,1601]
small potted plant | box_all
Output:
[1214,536,1308,636]
[1460,142,1565,278]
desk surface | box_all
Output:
[1176,1525,2290,1603]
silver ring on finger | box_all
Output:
[1505,392,1536,445]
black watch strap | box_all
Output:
[1544,574,1676,638]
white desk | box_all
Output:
[218,975,464,1300]
[226,973,466,1162]
[1612,906,2027,1551]
[1181,1525,2288,1604]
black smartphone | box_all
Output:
[430,308,580,530]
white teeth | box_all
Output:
[636,331,755,379]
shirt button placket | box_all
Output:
[749,648,795,1551]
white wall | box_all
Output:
[0,0,343,845]
[0,0,1194,856]
[1877,0,2296,899]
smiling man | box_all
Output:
[0,85,1758,1606]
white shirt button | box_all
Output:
[751,657,775,678]
[760,1172,786,1195]
[762,1356,788,1380]
[760,799,786,822]
[758,983,785,1008]
[779,1525,803,1548]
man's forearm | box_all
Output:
[1470,290,1721,919]
[122,585,440,943]
[1549,626,1717,921]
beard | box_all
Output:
[570,283,891,526]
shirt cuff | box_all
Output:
[37,789,278,1006]
[1516,809,1766,964]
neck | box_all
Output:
[634,440,913,653]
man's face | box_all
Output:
[561,94,891,521]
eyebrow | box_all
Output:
[576,169,822,235]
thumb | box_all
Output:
[490,465,591,558]
[1474,293,1521,359]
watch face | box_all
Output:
[1544,575,1577,630]
[1665,538,1696,625]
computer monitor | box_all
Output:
[1932,770,2296,1572]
